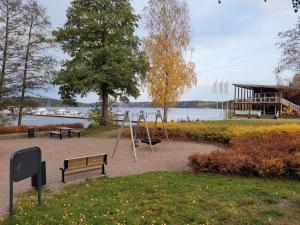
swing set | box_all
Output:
[112,110,169,161]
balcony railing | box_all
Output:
[235,97,281,103]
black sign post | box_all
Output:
[9,147,42,219]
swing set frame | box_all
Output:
[112,110,169,161]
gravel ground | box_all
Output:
[0,136,220,217]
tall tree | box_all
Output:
[218,0,300,13]
[275,17,300,76]
[143,0,196,122]
[16,0,55,125]
[0,0,22,101]
[53,0,147,125]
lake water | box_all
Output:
[14,107,225,127]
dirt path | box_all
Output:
[0,135,220,217]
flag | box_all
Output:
[219,80,224,95]
[224,81,229,95]
[212,79,218,94]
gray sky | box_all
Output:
[39,0,298,103]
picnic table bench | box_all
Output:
[50,127,82,139]
[59,153,107,183]
[50,131,63,139]
[70,129,81,138]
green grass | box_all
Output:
[2,172,300,225]
[81,124,120,137]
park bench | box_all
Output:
[59,154,107,183]
[70,130,81,138]
[50,131,63,139]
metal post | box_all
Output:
[142,111,153,152]
[37,165,41,204]
[9,166,13,219]
[234,86,236,115]
[112,112,127,159]
[129,120,137,161]
[157,110,169,143]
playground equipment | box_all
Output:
[138,110,169,146]
[112,110,169,161]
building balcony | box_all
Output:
[235,96,281,104]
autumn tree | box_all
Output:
[53,0,147,125]
[143,0,196,122]
[0,0,22,102]
[16,0,56,125]
[275,16,300,76]
[279,73,300,98]
[218,0,300,13]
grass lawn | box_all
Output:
[81,124,120,137]
[2,172,300,225]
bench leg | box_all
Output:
[50,133,52,137]
[68,131,71,138]
[78,133,80,138]
[102,165,105,175]
[60,134,62,140]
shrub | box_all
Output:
[124,122,300,144]
[188,132,300,179]
[0,123,84,135]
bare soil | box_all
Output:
[0,134,220,217]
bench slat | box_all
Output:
[67,158,87,170]
[50,131,62,134]
[64,166,102,175]
[87,155,106,167]
[60,153,107,183]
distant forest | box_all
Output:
[22,97,228,109]
[5,97,229,109]
[113,101,227,109]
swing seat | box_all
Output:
[141,138,161,145]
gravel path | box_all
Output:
[0,136,220,217]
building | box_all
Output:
[233,84,300,118]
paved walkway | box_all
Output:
[0,136,220,217]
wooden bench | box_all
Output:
[50,131,63,139]
[70,130,81,138]
[59,154,107,183]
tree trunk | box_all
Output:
[0,6,10,99]
[100,86,109,125]
[18,20,33,126]
[163,105,168,122]
[163,72,169,122]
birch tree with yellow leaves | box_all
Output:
[143,0,196,122]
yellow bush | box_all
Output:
[124,121,300,144]
[282,106,295,116]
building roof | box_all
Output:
[233,83,285,90]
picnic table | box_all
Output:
[56,127,74,138]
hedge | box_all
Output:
[188,132,300,179]
[125,122,300,144]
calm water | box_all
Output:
[15,107,224,127]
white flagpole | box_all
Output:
[216,79,219,112]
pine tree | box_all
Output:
[53,0,147,125]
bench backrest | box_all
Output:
[64,154,107,170]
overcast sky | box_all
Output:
[39,0,298,103]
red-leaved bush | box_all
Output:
[188,132,300,179]
[0,123,84,135]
